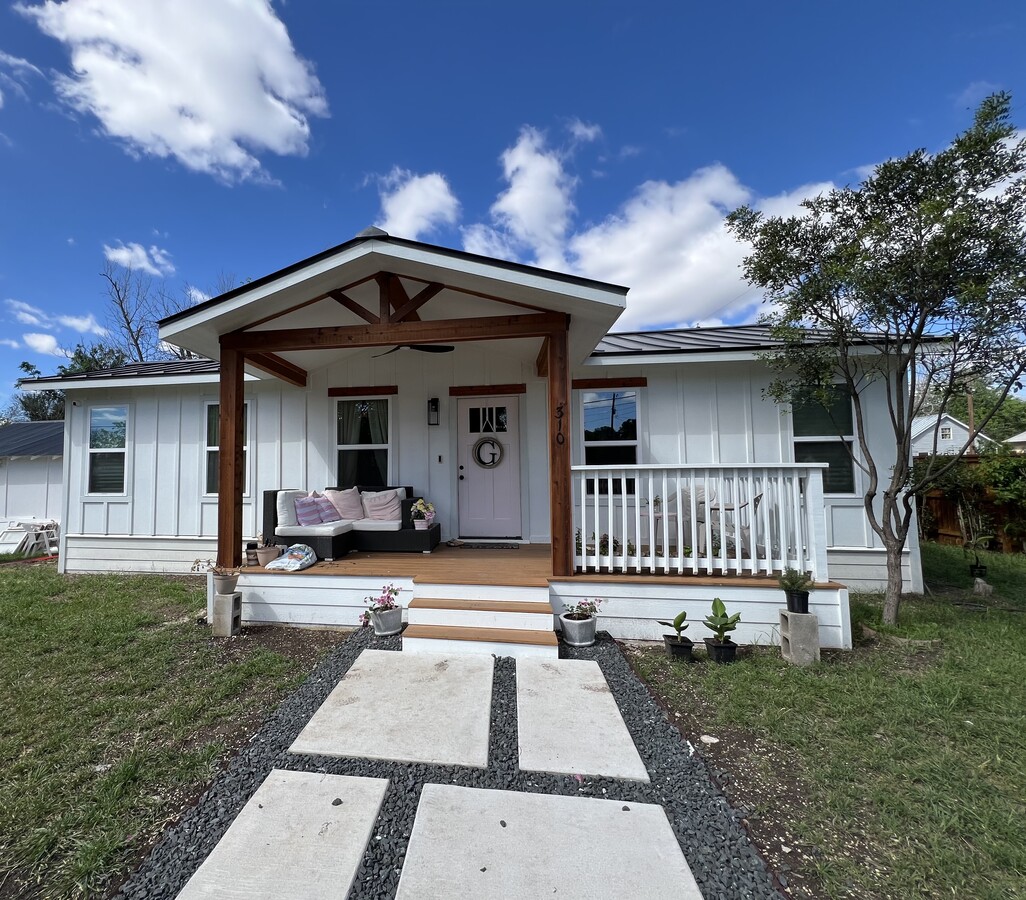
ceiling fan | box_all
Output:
[373,344,455,358]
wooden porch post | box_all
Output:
[217,346,245,568]
[547,327,573,577]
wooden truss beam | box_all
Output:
[330,289,379,324]
[220,312,569,354]
[390,281,442,323]
[246,352,308,388]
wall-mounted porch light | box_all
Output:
[427,397,440,426]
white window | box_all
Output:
[88,405,128,494]
[581,389,639,493]
[205,403,248,495]
[792,386,856,494]
[337,398,390,487]
[940,426,952,441]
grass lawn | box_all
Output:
[629,542,1026,900]
[0,562,342,899]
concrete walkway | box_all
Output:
[175,649,704,900]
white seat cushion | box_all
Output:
[350,518,402,532]
[276,489,308,528]
[275,521,354,537]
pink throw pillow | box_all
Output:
[294,496,323,527]
[314,496,341,523]
[362,489,401,521]
[325,487,364,520]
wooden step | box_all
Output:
[408,598,553,614]
[403,624,558,647]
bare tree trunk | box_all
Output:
[882,538,905,625]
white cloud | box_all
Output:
[22,332,64,356]
[567,118,601,142]
[376,168,460,240]
[6,299,46,325]
[17,0,328,182]
[0,338,19,349]
[103,241,175,277]
[954,80,1002,109]
[186,286,211,304]
[0,49,43,108]
[57,313,106,335]
[465,127,576,270]
[460,127,838,331]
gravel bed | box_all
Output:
[115,629,782,900]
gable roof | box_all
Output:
[910,413,994,443]
[1006,430,1026,444]
[17,357,222,390]
[0,420,64,457]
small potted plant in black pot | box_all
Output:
[964,533,992,578]
[658,611,693,662]
[778,567,812,614]
[703,597,741,664]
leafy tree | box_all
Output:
[727,93,1026,624]
[9,343,128,422]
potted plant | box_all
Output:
[191,559,242,594]
[559,598,603,647]
[255,533,281,567]
[411,498,435,531]
[658,610,693,662]
[963,533,993,578]
[703,597,741,664]
[362,583,403,635]
[778,567,813,614]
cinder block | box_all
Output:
[212,592,242,637]
[780,610,820,666]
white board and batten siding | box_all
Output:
[0,456,62,521]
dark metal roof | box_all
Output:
[19,357,218,387]
[593,324,911,356]
[159,230,629,328]
[0,421,64,457]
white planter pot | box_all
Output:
[370,607,403,636]
[560,613,597,647]
[413,519,429,531]
[256,546,281,567]
[213,574,239,595]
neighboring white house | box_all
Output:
[910,414,993,456]
[0,420,64,522]
[20,231,928,648]
[1005,429,1026,453]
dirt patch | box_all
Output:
[621,642,876,899]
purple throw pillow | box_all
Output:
[293,496,323,527]
[314,496,342,523]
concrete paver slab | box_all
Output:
[395,783,702,899]
[175,769,387,900]
[517,657,650,781]
[290,649,494,767]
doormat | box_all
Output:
[458,543,520,550]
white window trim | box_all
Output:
[203,402,250,498]
[578,388,642,497]
[335,397,394,486]
[940,426,953,441]
[84,403,130,497]
[791,388,859,497]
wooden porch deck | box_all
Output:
[249,544,842,589]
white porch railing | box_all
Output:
[573,464,829,580]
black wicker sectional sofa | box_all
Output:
[261,485,441,560]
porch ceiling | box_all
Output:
[159,234,627,373]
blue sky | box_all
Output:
[0,0,1023,406]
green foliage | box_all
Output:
[657,610,689,638]
[703,597,741,643]
[727,93,1026,623]
[778,567,813,591]
[10,344,128,422]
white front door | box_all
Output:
[457,397,522,539]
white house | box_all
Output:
[1005,429,1026,453]
[0,420,64,521]
[22,230,926,652]
[910,413,993,456]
